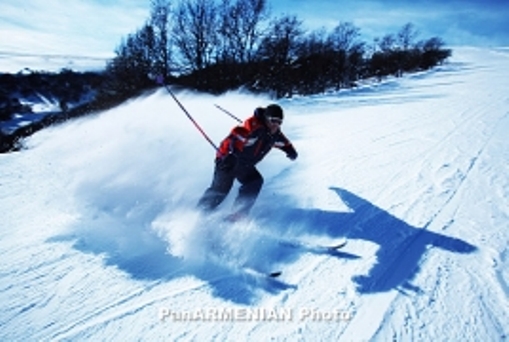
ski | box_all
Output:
[279,239,348,254]
[242,267,283,278]
[324,240,348,250]
[268,271,283,278]
[243,241,347,278]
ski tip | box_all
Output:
[329,240,348,250]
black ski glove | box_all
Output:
[287,150,298,161]
[285,146,298,161]
[216,153,237,171]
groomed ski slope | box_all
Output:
[1,47,508,341]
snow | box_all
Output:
[0,52,108,73]
[1,46,509,341]
[2,101,61,135]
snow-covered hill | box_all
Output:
[0,52,108,74]
[1,46,508,341]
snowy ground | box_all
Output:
[1,47,508,341]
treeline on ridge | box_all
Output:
[107,0,452,98]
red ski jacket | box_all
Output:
[216,115,297,166]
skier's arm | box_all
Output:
[275,132,298,160]
[281,143,298,160]
[216,126,248,157]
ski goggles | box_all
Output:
[268,117,283,125]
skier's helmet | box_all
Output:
[265,104,283,120]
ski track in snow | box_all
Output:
[1,47,509,341]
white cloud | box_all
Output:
[0,0,149,58]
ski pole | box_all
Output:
[159,80,219,151]
[214,104,243,123]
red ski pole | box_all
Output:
[213,104,242,123]
[158,78,219,151]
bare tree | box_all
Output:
[397,22,419,50]
[217,0,268,63]
[258,15,303,65]
[327,22,363,88]
[376,33,397,52]
[149,0,172,77]
[257,15,304,97]
[107,23,157,94]
[328,22,361,52]
[172,0,218,72]
[420,37,451,68]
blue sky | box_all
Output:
[271,0,509,47]
[0,0,507,61]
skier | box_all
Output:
[197,104,298,220]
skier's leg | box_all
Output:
[232,166,263,215]
[197,166,235,212]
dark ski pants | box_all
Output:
[197,163,263,215]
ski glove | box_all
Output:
[216,153,237,171]
[287,150,298,161]
[285,146,298,161]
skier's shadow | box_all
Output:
[47,187,477,305]
[255,187,477,294]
